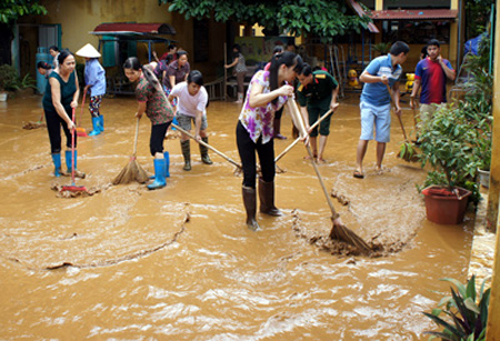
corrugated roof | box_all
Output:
[371,9,458,20]
[92,22,176,35]
[346,0,380,33]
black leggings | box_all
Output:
[150,121,172,156]
[236,121,275,189]
[45,109,74,154]
[274,107,284,120]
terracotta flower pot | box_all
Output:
[422,186,471,225]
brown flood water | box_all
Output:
[0,94,474,340]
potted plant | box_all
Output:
[0,64,21,100]
[423,275,490,341]
[417,103,479,224]
[371,42,390,56]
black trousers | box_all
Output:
[150,121,172,156]
[45,108,74,154]
[236,121,275,189]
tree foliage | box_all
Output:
[0,0,47,26]
[159,0,372,39]
[465,0,495,39]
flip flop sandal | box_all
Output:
[353,171,364,179]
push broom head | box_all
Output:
[76,127,88,137]
[60,185,88,193]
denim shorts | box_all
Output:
[359,101,391,143]
[176,112,208,131]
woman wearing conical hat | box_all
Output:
[76,43,106,136]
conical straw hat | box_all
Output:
[76,43,101,58]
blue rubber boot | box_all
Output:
[89,116,101,136]
[150,152,170,179]
[164,151,170,178]
[51,153,62,177]
[171,116,178,130]
[65,150,86,179]
[147,158,166,190]
[99,115,104,132]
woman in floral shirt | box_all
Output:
[123,57,175,190]
[236,51,303,231]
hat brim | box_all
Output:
[76,43,101,58]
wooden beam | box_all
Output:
[485,4,500,341]
[487,2,500,232]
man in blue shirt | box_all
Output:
[76,43,106,136]
[354,41,409,179]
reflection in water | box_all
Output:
[0,94,472,340]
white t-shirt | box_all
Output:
[170,81,208,118]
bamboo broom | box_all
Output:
[112,117,149,185]
[385,84,418,162]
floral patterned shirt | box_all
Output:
[135,75,174,125]
[238,70,288,144]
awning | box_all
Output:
[370,9,459,21]
[347,0,380,33]
[91,22,176,35]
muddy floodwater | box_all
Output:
[0,93,474,340]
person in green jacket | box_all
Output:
[296,64,339,162]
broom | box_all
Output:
[60,108,88,194]
[385,84,418,162]
[22,111,46,130]
[286,99,371,254]
[113,117,149,185]
[76,92,88,137]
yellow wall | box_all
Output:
[19,0,226,80]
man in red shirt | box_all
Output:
[410,39,456,123]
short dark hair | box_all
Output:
[390,41,410,56]
[233,44,241,52]
[176,50,188,59]
[187,70,203,86]
[168,44,176,51]
[49,45,59,52]
[427,39,440,48]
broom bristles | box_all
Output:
[113,159,149,185]
[330,222,372,255]
[22,121,46,130]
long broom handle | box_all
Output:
[132,117,140,157]
[171,123,242,169]
[275,108,333,163]
[71,107,76,186]
[306,144,339,219]
[287,99,339,219]
[385,84,409,142]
